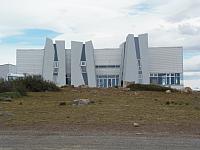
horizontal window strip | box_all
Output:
[95,65,120,68]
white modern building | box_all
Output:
[16,34,183,88]
[0,64,17,80]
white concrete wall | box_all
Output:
[138,34,149,84]
[56,40,66,86]
[0,64,17,80]
[123,34,138,83]
[42,38,54,82]
[94,48,121,76]
[17,49,44,75]
[85,41,96,87]
[148,47,183,73]
[9,65,17,74]
[94,48,121,66]
[0,64,9,79]
[71,41,85,87]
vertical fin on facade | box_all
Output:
[81,44,88,85]
[42,38,54,82]
[121,34,138,86]
[71,41,85,87]
[55,41,66,86]
[138,34,149,84]
[85,41,96,87]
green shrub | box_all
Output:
[0,81,14,93]
[0,75,60,97]
[15,75,60,92]
[127,84,177,92]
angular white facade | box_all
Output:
[0,64,17,80]
[15,34,183,88]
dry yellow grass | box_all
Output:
[1,87,200,127]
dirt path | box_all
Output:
[0,132,200,150]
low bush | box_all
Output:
[127,84,177,92]
[0,75,60,97]
[16,75,60,92]
[0,92,22,99]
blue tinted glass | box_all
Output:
[104,79,107,87]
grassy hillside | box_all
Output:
[1,87,200,128]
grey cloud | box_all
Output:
[178,24,200,35]
[166,1,200,23]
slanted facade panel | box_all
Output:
[71,41,85,87]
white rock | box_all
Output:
[133,122,140,127]
[165,90,171,94]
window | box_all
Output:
[81,61,86,66]
[96,75,119,88]
[95,65,120,68]
[150,73,182,85]
[53,61,59,68]
[81,66,87,73]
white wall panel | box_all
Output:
[138,34,149,84]
[0,64,9,79]
[85,41,96,87]
[96,68,120,75]
[17,49,44,75]
[123,34,138,83]
[148,47,183,73]
[56,41,66,86]
[71,41,85,87]
[42,38,54,82]
[94,48,121,66]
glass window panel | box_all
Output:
[158,77,162,84]
[100,79,104,87]
[108,75,115,78]
[171,77,175,84]
[167,77,170,85]
[175,77,180,85]
[81,66,86,73]
[175,73,180,77]
[150,77,158,84]
[104,79,107,87]
[112,79,115,87]
[108,79,112,87]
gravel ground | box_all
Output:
[0,131,200,150]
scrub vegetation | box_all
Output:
[0,76,60,99]
[127,84,177,92]
[1,87,200,129]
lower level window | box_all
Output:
[150,73,182,85]
[97,75,119,88]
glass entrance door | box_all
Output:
[108,79,112,87]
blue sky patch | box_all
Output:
[128,3,151,15]
[183,51,200,59]
[1,29,61,46]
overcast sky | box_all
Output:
[0,0,200,88]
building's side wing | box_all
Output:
[148,47,183,88]
[17,49,44,75]
[148,47,183,73]
[0,64,9,79]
